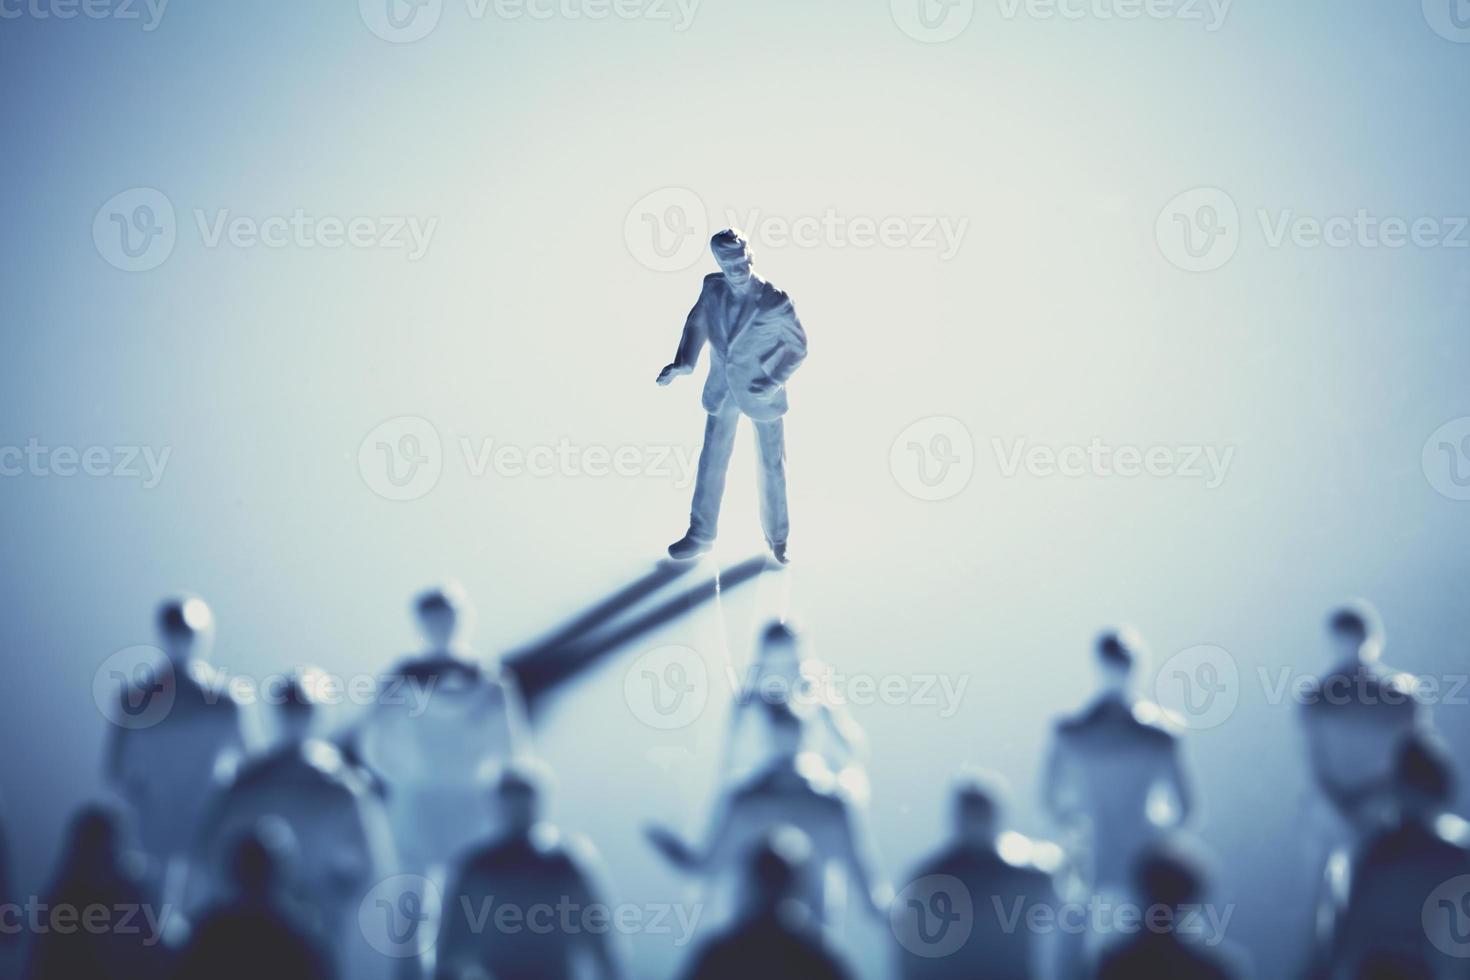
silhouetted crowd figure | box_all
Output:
[4,589,1467,979]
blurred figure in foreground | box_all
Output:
[679,827,853,980]
[186,669,396,978]
[723,621,866,786]
[357,583,529,877]
[894,772,1060,980]
[435,764,622,980]
[1320,733,1470,980]
[1301,602,1422,834]
[104,596,249,895]
[1043,629,1193,891]
[1042,628,1193,976]
[172,820,334,980]
[1095,838,1244,979]
[27,805,174,980]
[647,701,889,930]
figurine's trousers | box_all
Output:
[688,401,788,547]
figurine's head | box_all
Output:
[758,620,802,684]
[741,826,811,918]
[952,771,1004,845]
[227,817,296,901]
[157,595,214,667]
[711,229,753,286]
[415,582,470,654]
[276,668,323,745]
[1326,600,1382,666]
[1393,732,1455,819]
[1095,627,1142,695]
[494,763,546,834]
[1133,837,1208,911]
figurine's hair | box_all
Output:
[1327,599,1382,644]
[1095,628,1140,672]
[710,228,750,259]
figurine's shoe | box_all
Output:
[668,534,713,561]
[769,542,790,565]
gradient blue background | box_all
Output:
[3,1,1470,975]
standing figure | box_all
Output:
[104,596,249,895]
[185,670,397,979]
[171,821,335,980]
[657,228,808,565]
[357,583,528,877]
[1043,629,1193,893]
[435,765,623,980]
[1042,629,1193,977]
[1320,733,1470,980]
[678,828,854,980]
[27,805,174,980]
[1301,601,1422,834]
[894,774,1060,980]
[647,701,889,930]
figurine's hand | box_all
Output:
[656,363,691,386]
[747,376,779,397]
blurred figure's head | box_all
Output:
[157,595,214,666]
[952,771,1005,845]
[494,763,546,834]
[227,818,296,902]
[1326,600,1383,665]
[1095,628,1142,695]
[758,620,801,683]
[711,229,754,286]
[1393,732,1455,819]
[415,582,470,654]
[275,669,324,745]
[741,826,811,921]
[1133,837,1209,911]
[66,804,126,873]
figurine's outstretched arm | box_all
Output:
[657,287,709,385]
[645,794,738,874]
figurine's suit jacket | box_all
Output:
[674,273,808,421]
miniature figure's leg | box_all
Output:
[688,404,740,542]
[753,416,789,549]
